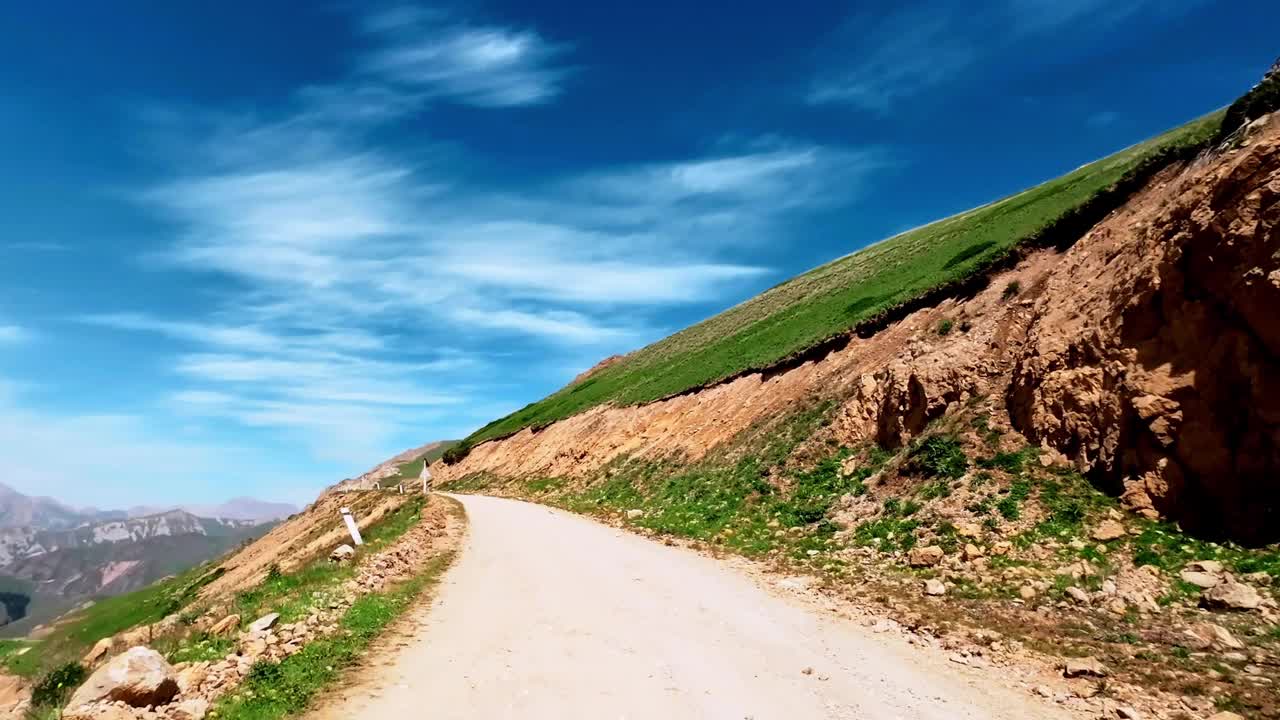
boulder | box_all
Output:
[249,613,280,633]
[1202,582,1263,611]
[907,545,944,568]
[1183,623,1244,651]
[924,579,946,596]
[330,544,356,562]
[1179,570,1221,589]
[66,646,179,708]
[82,637,116,666]
[208,614,240,636]
[1186,560,1224,575]
[1062,657,1108,678]
[962,543,984,561]
[1091,520,1126,542]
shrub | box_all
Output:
[938,319,954,335]
[978,448,1034,474]
[31,662,86,708]
[1216,70,1280,143]
[441,443,471,465]
[906,436,968,479]
[1002,280,1021,300]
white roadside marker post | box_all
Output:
[340,506,364,546]
[420,461,433,495]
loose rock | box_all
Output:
[1062,657,1108,678]
[1091,520,1126,542]
[248,613,280,633]
[1202,582,1263,611]
[908,545,944,568]
[66,646,179,709]
[208,614,240,637]
[83,636,116,666]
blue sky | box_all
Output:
[0,1,1274,509]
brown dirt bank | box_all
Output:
[437,113,1280,544]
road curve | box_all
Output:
[311,493,1071,720]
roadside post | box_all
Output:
[340,506,364,545]
[420,461,433,494]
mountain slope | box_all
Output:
[0,510,273,636]
[329,440,457,493]
[435,99,1280,718]
[451,112,1223,455]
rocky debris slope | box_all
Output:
[438,113,1280,546]
[60,498,461,720]
[195,490,411,600]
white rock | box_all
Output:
[249,613,280,633]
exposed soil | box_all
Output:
[198,491,413,599]
[437,113,1280,546]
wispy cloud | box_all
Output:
[105,3,882,466]
[360,8,572,108]
[0,383,312,507]
[808,0,1206,111]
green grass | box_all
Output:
[459,401,893,559]
[12,492,431,720]
[450,112,1223,457]
[5,563,224,678]
[905,435,968,479]
[234,495,426,626]
[212,551,455,720]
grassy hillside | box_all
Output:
[450,111,1223,458]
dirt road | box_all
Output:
[312,494,1072,720]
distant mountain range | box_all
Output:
[0,483,121,531]
[0,484,287,636]
[125,497,298,523]
[0,482,296,530]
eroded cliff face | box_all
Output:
[1010,117,1280,542]
[438,114,1280,543]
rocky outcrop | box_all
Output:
[1009,115,1280,542]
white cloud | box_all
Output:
[808,9,974,111]
[105,3,885,470]
[0,387,314,507]
[360,9,571,108]
[808,0,1206,111]
[447,307,635,346]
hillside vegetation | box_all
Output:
[450,112,1223,459]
